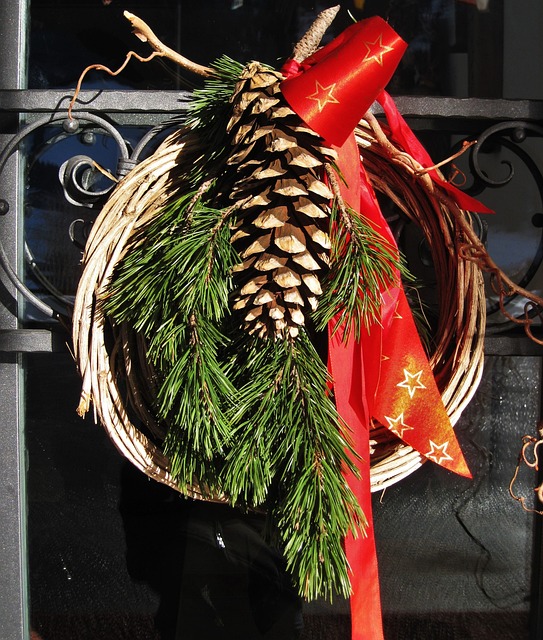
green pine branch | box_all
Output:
[102,192,240,493]
[314,201,408,341]
[186,55,246,132]
[222,331,366,601]
[158,313,235,493]
[184,55,247,184]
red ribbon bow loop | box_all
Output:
[281,17,406,147]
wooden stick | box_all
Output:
[123,11,214,78]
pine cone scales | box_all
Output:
[224,62,336,340]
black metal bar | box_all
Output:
[0,1,30,639]
[485,335,543,358]
[0,329,64,353]
[1,89,543,122]
[530,359,543,639]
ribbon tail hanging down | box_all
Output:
[327,316,384,640]
[330,132,474,480]
[327,133,473,640]
[280,13,484,640]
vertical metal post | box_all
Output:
[0,1,30,639]
[468,0,504,98]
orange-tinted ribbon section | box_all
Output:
[280,15,481,640]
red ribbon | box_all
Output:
[282,18,406,147]
[280,15,485,640]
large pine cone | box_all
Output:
[221,62,338,340]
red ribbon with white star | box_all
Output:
[280,15,486,640]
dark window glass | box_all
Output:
[22,2,543,640]
[30,0,526,98]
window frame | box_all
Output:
[1,2,543,639]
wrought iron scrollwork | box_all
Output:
[0,111,172,319]
[465,121,543,336]
[472,121,543,186]
[59,154,120,208]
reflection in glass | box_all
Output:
[375,356,539,640]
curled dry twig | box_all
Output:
[510,423,543,515]
[123,11,215,77]
[414,140,477,177]
[68,10,215,118]
[69,7,340,119]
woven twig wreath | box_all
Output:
[72,114,486,497]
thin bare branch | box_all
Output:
[414,140,477,177]
[69,12,216,118]
[68,51,161,118]
[123,11,214,78]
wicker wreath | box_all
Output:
[72,112,486,497]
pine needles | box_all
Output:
[224,332,365,600]
[102,192,239,494]
[184,55,249,183]
[314,202,406,341]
